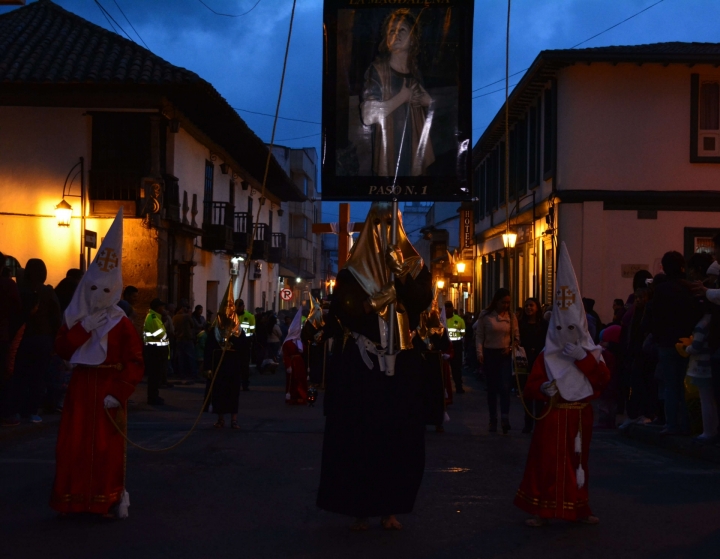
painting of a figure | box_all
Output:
[323,0,473,201]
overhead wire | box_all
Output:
[275,132,321,142]
[471,0,668,95]
[233,107,320,125]
[198,0,263,17]
[94,0,135,43]
[112,0,150,50]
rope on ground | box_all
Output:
[105,341,230,452]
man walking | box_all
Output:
[143,298,168,405]
[445,301,466,394]
[236,299,255,391]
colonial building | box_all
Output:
[270,145,322,309]
[473,43,720,323]
[0,0,305,317]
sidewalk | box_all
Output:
[621,423,720,465]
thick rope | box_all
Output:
[105,341,231,452]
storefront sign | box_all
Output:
[84,230,97,249]
[321,0,474,201]
[460,207,474,249]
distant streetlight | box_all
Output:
[502,232,517,249]
[437,279,445,290]
[56,157,87,270]
[456,262,466,274]
[296,277,302,283]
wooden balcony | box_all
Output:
[202,201,234,252]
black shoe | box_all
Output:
[489,423,497,433]
[456,388,465,394]
[148,397,165,405]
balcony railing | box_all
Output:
[233,211,250,254]
[202,201,234,251]
[89,169,142,202]
[269,232,286,264]
[252,223,269,261]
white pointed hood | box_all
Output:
[64,209,126,365]
[544,242,602,402]
[285,310,303,352]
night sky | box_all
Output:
[3,0,720,222]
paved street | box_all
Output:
[2,368,720,559]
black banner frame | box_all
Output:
[322,0,474,202]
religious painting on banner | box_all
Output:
[322,0,474,201]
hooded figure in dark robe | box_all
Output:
[317,202,433,530]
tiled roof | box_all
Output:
[0,0,200,84]
[0,0,305,202]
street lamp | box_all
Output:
[456,261,466,274]
[436,279,445,290]
[56,157,87,270]
[296,277,302,283]
[502,231,517,248]
[55,199,73,227]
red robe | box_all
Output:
[514,351,610,520]
[282,340,307,405]
[50,317,144,514]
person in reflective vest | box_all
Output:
[444,301,466,394]
[143,298,168,405]
[235,299,255,390]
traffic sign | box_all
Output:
[84,230,97,249]
[280,288,293,301]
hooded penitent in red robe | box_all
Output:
[282,339,307,405]
[50,317,144,514]
[513,350,609,520]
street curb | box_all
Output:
[621,424,720,465]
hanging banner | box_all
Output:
[322,0,474,201]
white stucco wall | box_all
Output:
[559,202,720,324]
[0,107,91,286]
[558,63,720,192]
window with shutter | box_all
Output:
[517,117,528,198]
[499,141,506,208]
[528,104,539,188]
[203,160,214,224]
[543,85,556,179]
[479,162,486,218]
[692,74,720,160]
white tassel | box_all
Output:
[574,431,582,454]
[117,490,130,519]
[285,392,291,401]
[444,412,450,423]
[576,465,585,489]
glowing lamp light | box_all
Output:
[502,232,517,248]
[55,199,73,227]
[296,277,302,283]
[437,279,445,290]
[456,262,466,274]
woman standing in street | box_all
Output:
[475,288,519,434]
[518,298,548,434]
